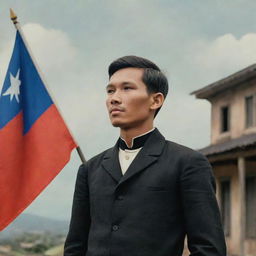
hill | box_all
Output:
[0,213,69,240]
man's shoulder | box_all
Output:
[164,139,209,164]
[85,146,114,166]
[165,139,198,154]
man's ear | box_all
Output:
[150,93,164,111]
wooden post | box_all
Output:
[238,157,246,256]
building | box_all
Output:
[191,64,256,256]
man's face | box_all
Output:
[106,67,154,129]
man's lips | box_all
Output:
[110,108,124,114]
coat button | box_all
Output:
[117,195,124,200]
[112,225,119,231]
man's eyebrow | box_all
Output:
[106,84,113,89]
[106,81,135,89]
[122,81,134,85]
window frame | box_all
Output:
[220,105,230,133]
[245,95,254,128]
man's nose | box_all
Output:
[110,91,121,104]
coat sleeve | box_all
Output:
[64,163,91,256]
[180,151,227,256]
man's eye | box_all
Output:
[124,87,132,90]
[107,89,114,94]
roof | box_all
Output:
[190,64,256,99]
[198,133,256,156]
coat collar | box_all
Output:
[118,127,155,150]
[102,128,165,186]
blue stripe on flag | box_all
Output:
[0,31,53,134]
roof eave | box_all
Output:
[190,64,256,100]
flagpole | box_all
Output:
[9,8,86,165]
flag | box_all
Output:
[0,31,77,230]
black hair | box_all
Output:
[108,55,169,117]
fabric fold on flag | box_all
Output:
[0,31,77,230]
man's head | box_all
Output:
[106,55,169,129]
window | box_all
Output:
[220,178,231,236]
[245,95,254,128]
[246,176,256,238]
[221,106,230,133]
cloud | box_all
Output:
[191,33,256,84]
[163,32,256,150]
[0,23,79,97]
[22,23,78,74]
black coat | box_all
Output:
[64,129,226,256]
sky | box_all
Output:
[1,0,256,228]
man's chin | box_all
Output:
[111,122,123,128]
[110,120,129,128]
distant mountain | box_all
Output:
[0,213,69,240]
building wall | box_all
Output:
[214,162,239,254]
[213,159,256,256]
[210,80,256,144]
[245,160,256,256]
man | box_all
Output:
[64,56,226,256]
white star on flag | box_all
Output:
[3,69,21,103]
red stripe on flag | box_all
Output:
[0,104,77,230]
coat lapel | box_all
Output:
[101,128,166,186]
[118,128,166,186]
[101,142,123,183]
